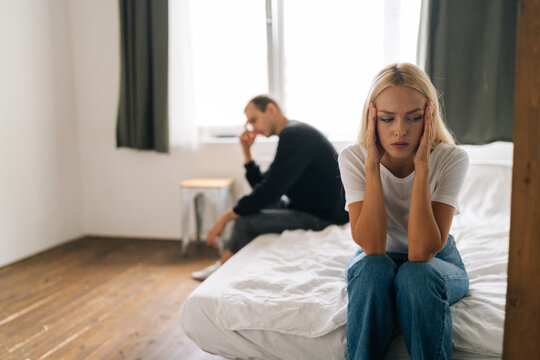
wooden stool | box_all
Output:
[179,178,235,256]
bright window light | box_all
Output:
[283,0,422,140]
[189,0,268,129]
[172,0,422,142]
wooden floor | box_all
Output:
[0,237,227,360]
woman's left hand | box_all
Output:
[414,101,434,169]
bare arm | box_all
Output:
[407,102,454,261]
[349,103,387,255]
[349,165,387,254]
[206,208,239,248]
[407,170,454,261]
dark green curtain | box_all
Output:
[117,0,169,152]
[418,0,517,144]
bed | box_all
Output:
[180,141,512,360]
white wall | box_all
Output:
[69,0,358,241]
[0,1,349,267]
[68,0,257,240]
[66,0,352,241]
[0,0,83,267]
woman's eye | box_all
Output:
[379,118,393,123]
[409,116,422,122]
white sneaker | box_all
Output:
[191,260,221,281]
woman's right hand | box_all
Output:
[366,102,384,164]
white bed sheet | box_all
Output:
[180,142,512,360]
[180,228,504,360]
[216,225,356,338]
[181,233,348,360]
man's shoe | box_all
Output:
[191,260,221,281]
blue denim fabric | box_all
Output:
[345,235,469,360]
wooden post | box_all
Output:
[503,0,540,357]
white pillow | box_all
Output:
[457,142,513,220]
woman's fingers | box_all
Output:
[366,103,383,162]
[367,104,373,145]
[426,102,434,145]
[368,103,377,142]
[428,103,435,142]
[422,102,432,144]
[415,102,434,165]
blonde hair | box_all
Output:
[358,63,455,147]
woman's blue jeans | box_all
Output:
[345,235,469,360]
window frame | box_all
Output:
[265,0,285,111]
[199,0,421,140]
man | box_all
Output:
[191,95,348,280]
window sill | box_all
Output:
[198,135,354,155]
[199,135,278,145]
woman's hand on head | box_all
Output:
[414,101,434,169]
[366,103,384,164]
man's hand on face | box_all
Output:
[240,123,257,163]
[240,129,257,151]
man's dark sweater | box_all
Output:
[233,120,349,224]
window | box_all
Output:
[190,0,268,132]
[170,0,422,143]
[283,0,421,139]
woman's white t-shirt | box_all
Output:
[338,143,469,254]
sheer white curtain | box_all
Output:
[283,0,422,140]
[169,0,422,144]
[169,0,268,146]
[169,0,198,149]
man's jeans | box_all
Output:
[226,207,335,254]
[345,235,469,360]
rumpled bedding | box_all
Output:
[216,225,356,338]
[215,142,512,356]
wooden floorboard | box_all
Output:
[0,237,227,360]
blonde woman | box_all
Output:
[339,63,469,359]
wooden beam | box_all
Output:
[503,0,540,357]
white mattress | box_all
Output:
[180,142,512,360]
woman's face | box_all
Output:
[374,85,427,161]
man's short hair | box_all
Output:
[249,95,282,114]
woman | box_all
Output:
[339,63,469,360]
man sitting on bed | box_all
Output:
[191,95,349,280]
